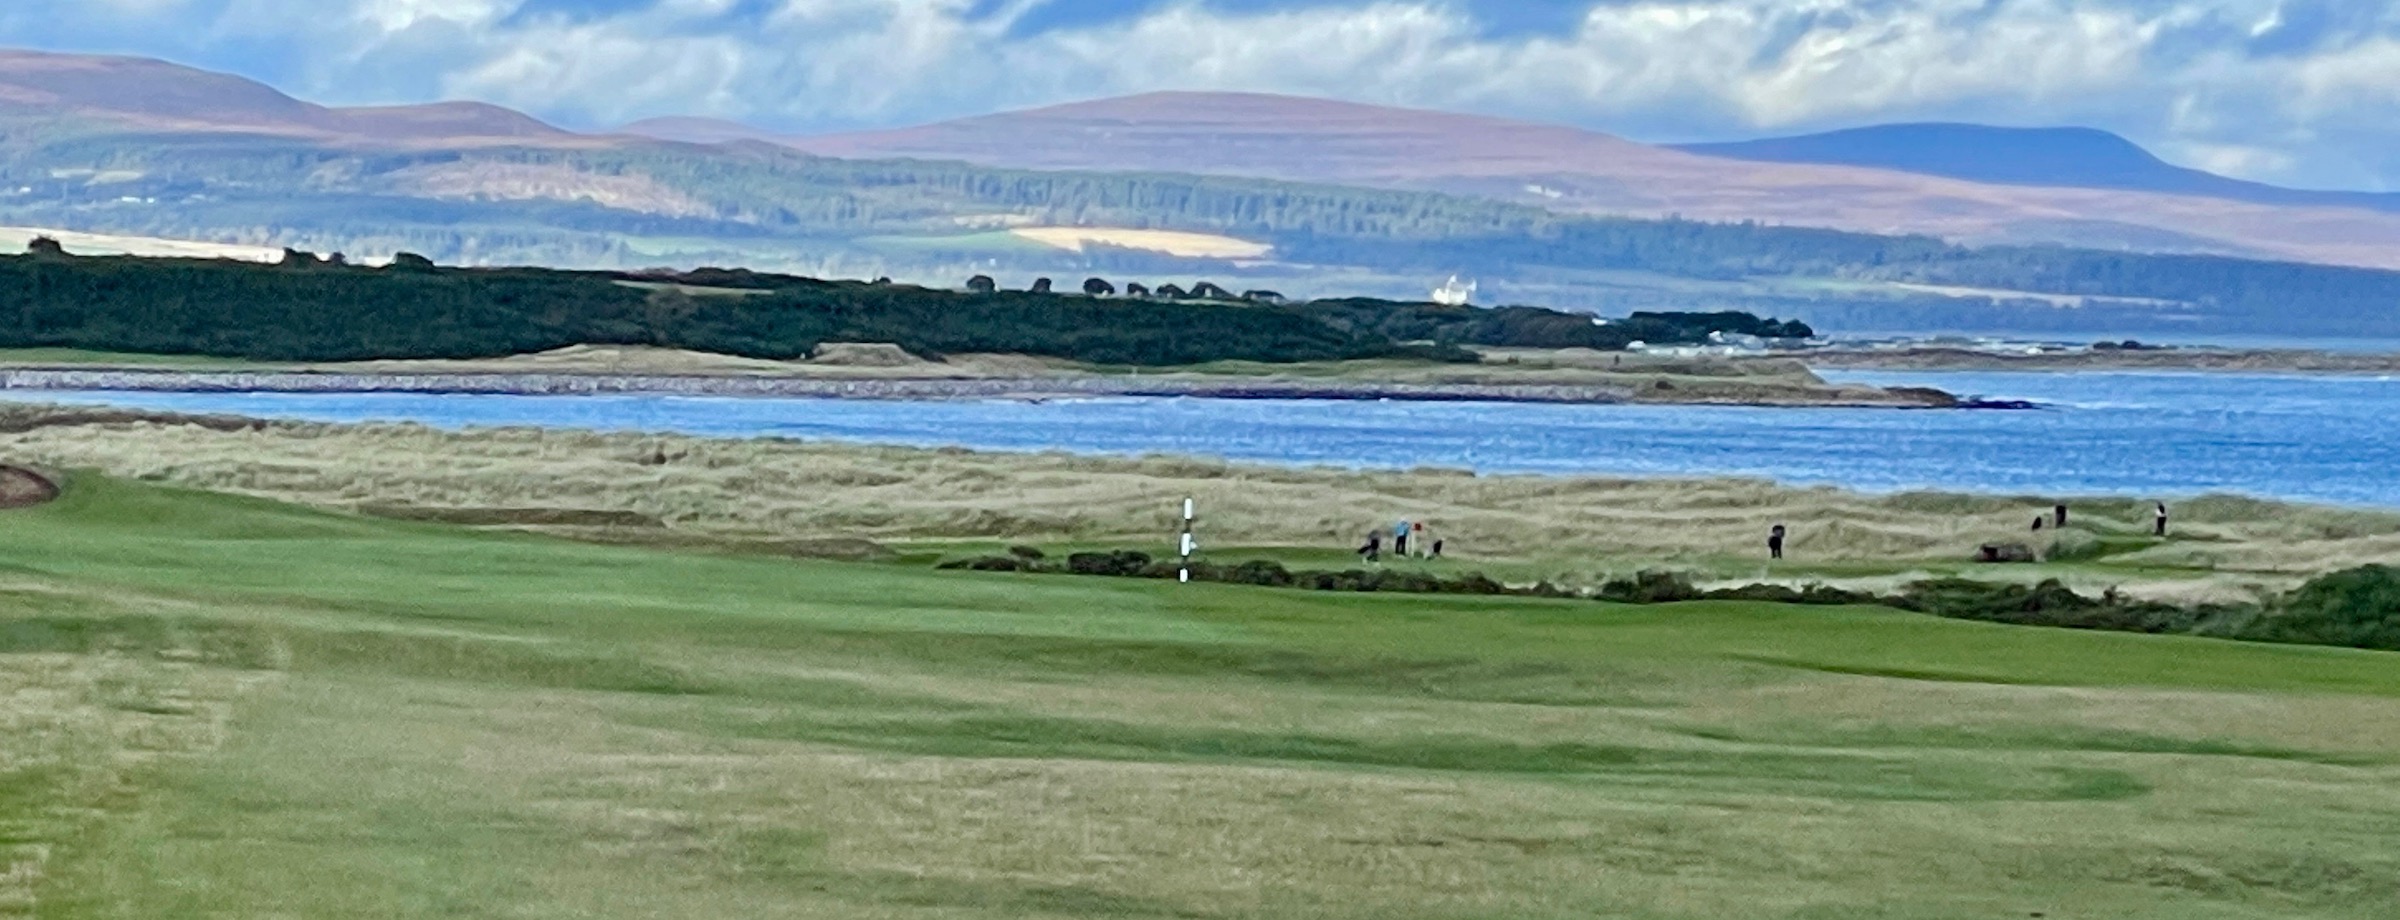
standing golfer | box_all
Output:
[1768,524,1787,560]
[1393,519,1411,557]
[2154,502,2169,537]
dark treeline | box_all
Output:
[0,253,1409,364]
[1299,300,1813,349]
[0,252,1795,364]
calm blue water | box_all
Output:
[9,370,2400,506]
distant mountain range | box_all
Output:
[620,93,2400,270]
[10,48,2400,338]
[5,47,2399,268]
[1677,123,2400,215]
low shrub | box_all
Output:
[929,548,2400,658]
[2042,530,2106,562]
[1067,551,1154,577]
[2263,565,2400,651]
[1892,578,2240,635]
[1597,571,1699,604]
[1702,583,1880,606]
[937,556,1026,572]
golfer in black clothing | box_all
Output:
[1768,524,1786,560]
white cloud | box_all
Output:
[2163,139,2299,178]
[356,0,509,33]
[4,0,2398,189]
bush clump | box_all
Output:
[2263,565,2400,651]
[1067,551,1153,577]
[1703,583,1880,606]
[937,556,1027,572]
[1891,578,2239,635]
[1596,571,1699,604]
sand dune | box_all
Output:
[6,402,2391,601]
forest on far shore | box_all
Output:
[0,247,1813,366]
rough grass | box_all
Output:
[5,404,2396,600]
[0,348,283,370]
[4,476,2400,918]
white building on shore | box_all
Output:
[1431,276,1477,306]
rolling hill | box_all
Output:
[10,48,2400,271]
[0,50,581,147]
[1679,123,2400,214]
[766,91,2400,269]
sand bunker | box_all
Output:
[0,465,60,508]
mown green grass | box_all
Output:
[6,476,2400,918]
[0,347,281,369]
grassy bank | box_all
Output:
[6,474,2400,918]
[5,403,2396,601]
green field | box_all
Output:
[7,476,2400,918]
[0,348,284,369]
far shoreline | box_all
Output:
[1796,344,2400,375]
[0,366,1982,409]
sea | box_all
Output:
[9,369,2400,507]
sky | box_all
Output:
[3,0,2396,190]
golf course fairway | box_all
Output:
[5,476,2397,918]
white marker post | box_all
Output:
[1179,498,1197,584]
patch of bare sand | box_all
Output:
[806,342,925,367]
[0,465,58,508]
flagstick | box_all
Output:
[1179,497,1196,584]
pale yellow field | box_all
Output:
[1009,226,1272,259]
[0,226,284,262]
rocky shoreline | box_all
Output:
[1800,346,2400,374]
[0,368,1976,408]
